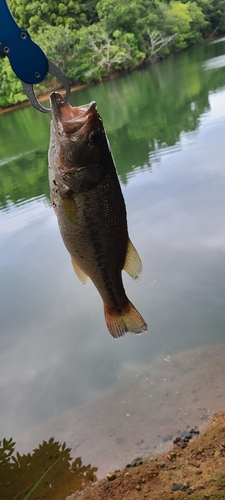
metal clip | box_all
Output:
[22,60,70,113]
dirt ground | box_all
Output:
[67,410,225,500]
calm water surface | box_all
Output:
[1,39,225,498]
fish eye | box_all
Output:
[89,130,101,144]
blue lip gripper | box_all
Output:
[0,0,70,112]
[0,0,48,84]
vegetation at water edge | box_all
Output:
[0,0,225,107]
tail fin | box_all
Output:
[104,301,148,339]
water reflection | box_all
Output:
[1,39,225,205]
[0,437,97,499]
[0,149,50,210]
[203,54,225,70]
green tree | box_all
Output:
[84,0,99,24]
[9,0,87,33]
[160,1,207,48]
[146,29,178,61]
[97,0,140,34]
[34,25,77,81]
[0,57,26,108]
[74,24,145,82]
[194,0,225,36]
[163,1,193,47]
[186,1,208,43]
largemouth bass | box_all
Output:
[48,91,147,338]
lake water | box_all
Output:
[1,39,225,499]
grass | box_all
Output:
[21,458,59,500]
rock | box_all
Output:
[171,482,189,491]
[106,472,116,481]
[183,433,193,441]
[173,436,182,444]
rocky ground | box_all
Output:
[67,411,225,500]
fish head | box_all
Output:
[49,92,107,192]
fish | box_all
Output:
[48,91,148,338]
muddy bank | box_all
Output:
[68,410,225,500]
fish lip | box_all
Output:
[50,91,97,133]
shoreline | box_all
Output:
[0,81,93,115]
[0,35,220,116]
[68,410,225,500]
[14,343,225,499]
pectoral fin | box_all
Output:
[71,258,88,285]
[123,238,142,281]
[61,195,77,223]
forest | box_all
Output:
[0,0,225,107]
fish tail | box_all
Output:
[104,301,148,339]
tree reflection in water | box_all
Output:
[0,437,98,499]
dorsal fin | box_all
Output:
[123,238,142,281]
[71,257,88,285]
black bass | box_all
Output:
[48,91,147,338]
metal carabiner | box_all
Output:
[0,0,70,113]
[21,61,70,113]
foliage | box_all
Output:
[0,0,225,107]
[195,0,225,36]
[146,29,178,61]
[0,149,50,210]
[0,437,98,500]
[9,0,87,34]
[97,0,144,36]
[0,57,26,107]
[74,24,145,82]
[186,1,209,43]
[84,0,99,24]
[33,25,77,83]
[34,26,76,71]
[161,1,208,48]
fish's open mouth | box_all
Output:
[50,92,97,134]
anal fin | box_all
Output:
[123,238,142,281]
